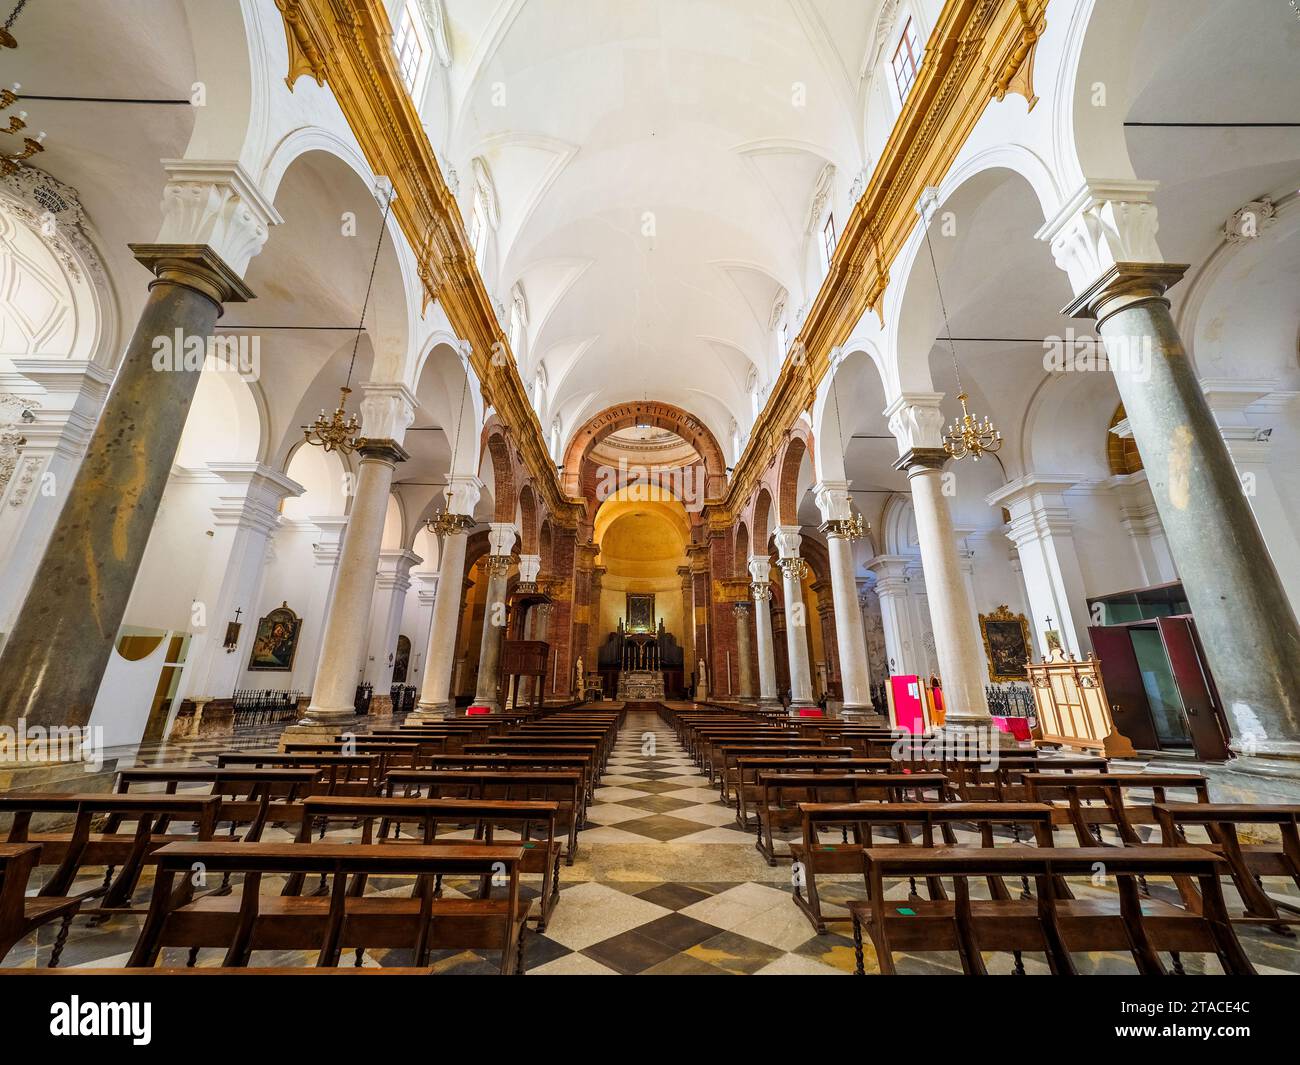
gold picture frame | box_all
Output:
[978,604,1032,683]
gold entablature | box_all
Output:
[279,0,1047,533]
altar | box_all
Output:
[617,669,666,701]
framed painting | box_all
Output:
[979,604,1032,683]
[393,634,412,684]
[626,593,655,633]
[247,602,302,672]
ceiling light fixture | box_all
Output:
[0,1,31,49]
[922,215,1002,462]
[426,344,474,537]
[303,186,393,454]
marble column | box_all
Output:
[688,545,711,700]
[748,556,779,706]
[1201,380,1300,616]
[733,601,756,701]
[987,476,1092,658]
[814,482,876,715]
[889,442,994,731]
[0,242,264,729]
[472,522,517,712]
[774,526,815,709]
[515,553,541,707]
[178,463,303,703]
[587,563,605,668]
[292,516,348,696]
[414,475,481,716]
[677,565,696,690]
[293,387,414,733]
[0,360,113,635]
[868,555,915,676]
[362,548,421,707]
[1063,259,1300,771]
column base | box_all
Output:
[936,717,1022,748]
[280,708,360,748]
[411,701,456,720]
[470,698,501,714]
[1204,748,1300,807]
[839,703,888,726]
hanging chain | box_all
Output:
[343,187,393,391]
[4,0,29,32]
[921,215,963,395]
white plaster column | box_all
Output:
[472,521,518,712]
[813,480,875,714]
[774,526,815,708]
[178,463,303,702]
[748,555,779,706]
[1202,380,1300,615]
[867,555,916,675]
[291,516,348,696]
[886,393,993,729]
[294,385,414,731]
[987,475,1093,658]
[363,548,421,699]
[415,474,481,716]
[408,570,438,691]
[0,361,114,637]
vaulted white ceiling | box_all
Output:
[426,0,886,449]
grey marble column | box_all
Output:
[472,554,512,712]
[1067,263,1300,775]
[0,245,252,729]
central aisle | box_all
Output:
[520,708,857,974]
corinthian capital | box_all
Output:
[158,161,282,277]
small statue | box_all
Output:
[575,656,584,682]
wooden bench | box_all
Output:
[790,798,1046,934]
[716,745,853,801]
[217,752,382,796]
[0,843,81,967]
[734,756,898,829]
[848,847,1254,975]
[0,793,221,913]
[1023,772,1209,844]
[282,740,436,774]
[127,841,531,973]
[1155,802,1300,932]
[385,769,584,863]
[297,795,562,930]
[753,771,950,865]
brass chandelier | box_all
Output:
[826,357,870,541]
[425,347,473,537]
[923,213,1002,462]
[303,188,393,454]
[0,82,46,177]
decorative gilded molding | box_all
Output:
[992,0,1045,110]
[277,0,581,526]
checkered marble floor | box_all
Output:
[5,708,1300,975]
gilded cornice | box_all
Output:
[721,0,1046,519]
[278,0,581,527]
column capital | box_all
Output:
[517,553,542,583]
[1062,261,1188,325]
[773,525,803,560]
[892,447,948,473]
[360,382,418,444]
[884,392,945,452]
[487,521,518,558]
[156,159,281,276]
[355,438,410,464]
[1037,178,1164,299]
[443,473,483,518]
[208,462,304,535]
[129,243,255,307]
[375,547,422,591]
[747,554,772,584]
[812,479,852,522]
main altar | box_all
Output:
[598,593,684,701]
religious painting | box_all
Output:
[626,593,655,633]
[979,605,1032,683]
[393,634,412,684]
[247,602,302,672]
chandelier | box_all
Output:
[838,510,868,540]
[826,357,871,541]
[0,1,31,49]
[303,185,393,455]
[943,391,1002,462]
[424,351,474,537]
[922,208,1001,463]
[0,82,45,176]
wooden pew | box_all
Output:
[753,771,949,865]
[0,843,81,967]
[282,740,436,774]
[716,744,852,801]
[0,793,221,913]
[127,841,531,973]
[297,795,562,930]
[790,798,1043,934]
[848,847,1254,975]
[217,752,382,796]
[460,745,599,803]
[385,769,584,863]
[734,756,897,828]
[1023,772,1210,845]
[1155,802,1300,931]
